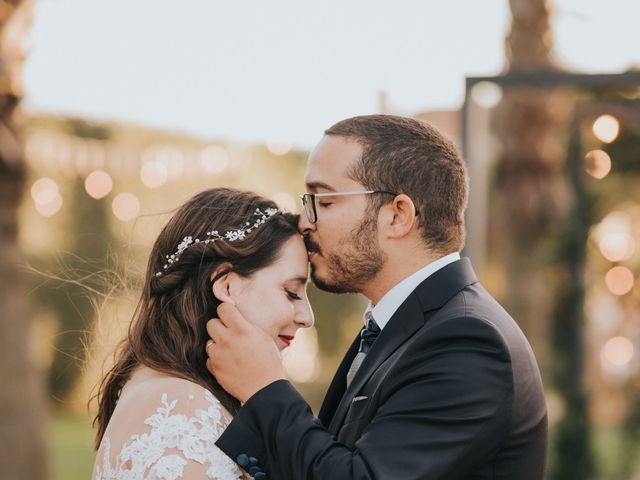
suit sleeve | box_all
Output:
[216,316,514,480]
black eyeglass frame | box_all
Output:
[299,190,398,224]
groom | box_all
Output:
[206,115,547,479]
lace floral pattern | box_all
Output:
[95,389,245,480]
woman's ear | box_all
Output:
[210,263,236,304]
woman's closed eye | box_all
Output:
[285,289,302,300]
[317,201,333,208]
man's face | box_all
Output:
[299,135,386,294]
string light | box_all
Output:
[85,170,113,199]
[584,150,611,179]
[592,114,620,143]
[200,145,229,173]
[112,193,140,221]
[604,266,635,296]
[601,336,634,367]
[266,141,292,156]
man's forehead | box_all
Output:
[304,135,362,191]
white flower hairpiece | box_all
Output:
[155,207,282,277]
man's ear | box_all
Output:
[210,263,235,304]
[384,194,418,238]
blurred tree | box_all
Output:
[549,127,596,479]
[33,176,112,403]
[492,1,594,478]
[616,384,640,479]
[0,1,47,479]
[597,110,640,480]
[492,0,572,356]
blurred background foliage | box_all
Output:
[1,0,640,479]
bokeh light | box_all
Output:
[112,193,140,221]
[592,211,634,259]
[31,177,63,217]
[604,266,635,296]
[84,170,113,199]
[31,177,59,205]
[283,327,320,383]
[584,149,611,179]
[156,146,185,178]
[200,145,229,174]
[266,141,292,156]
[601,336,635,367]
[592,114,620,143]
[470,81,503,109]
[35,193,63,217]
[599,232,635,262]
[140,161,168,188]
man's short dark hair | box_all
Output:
[325,114,468,254]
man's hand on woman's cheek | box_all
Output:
[206,302,285,403]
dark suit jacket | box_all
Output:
[217,258,548,479]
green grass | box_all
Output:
[49,411,95,480]
[51,411,640,480]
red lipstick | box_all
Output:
[279,335,294,347]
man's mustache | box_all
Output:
[303,235,321,255]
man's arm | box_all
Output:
[214,315,514,480]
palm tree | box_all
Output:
[0,1,47,478]
[492,0,572,350]
[492,0,594,478]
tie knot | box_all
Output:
[360,313,380,354]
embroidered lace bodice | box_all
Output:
[93,367,248,480]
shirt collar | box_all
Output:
[363,252,461,330]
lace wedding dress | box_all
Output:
[93,367,249,480]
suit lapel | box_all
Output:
[327,258,479,433]
[328,294,424,433]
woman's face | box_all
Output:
[227,235,314,350]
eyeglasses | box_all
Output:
[300,190,397,224]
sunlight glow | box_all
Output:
[271,192,297,213]
[283,327,320,383]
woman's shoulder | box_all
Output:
[118,367,230,419]
[94,367,244,479]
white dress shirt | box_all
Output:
[364,252,461,330]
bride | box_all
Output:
[92,188,313,479]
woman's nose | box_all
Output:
[295,302,314,329]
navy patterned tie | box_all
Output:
[346,312,381,386]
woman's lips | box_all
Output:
[278,335,294,347]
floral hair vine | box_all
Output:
[155,207,283,277]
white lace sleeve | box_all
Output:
[94,377,248,480]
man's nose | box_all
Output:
[297,211,315,234]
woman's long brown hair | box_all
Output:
[93,188,299,449]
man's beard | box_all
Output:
[306,212,386,294]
